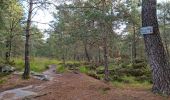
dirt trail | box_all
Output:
[0,65,169,100]
[0,65,59,100]
[33,73,167,100]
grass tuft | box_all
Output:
[56,65,67,73]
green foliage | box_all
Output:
[60,61,82,70]
[0,0,24,63]
[87,70,99,79]
[56,65,67,73]
[13,57,61,72]
[0,0,157,90]
[110,60,151,83]
[79,66,89,73]
[79,59,151,84]
[13,58,23,71]
[120,76,137,83]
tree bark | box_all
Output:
[8,35,12,60]
[142,0,170,95]
[5,39,10,63]
[103,38,109,81]
[73,45,77,60]
[23,0,33,79]
[98,45,101,63]
[102,0,109,81]
[83,39,91,62]
[162,8,170,60]
[62,53,65,65]
[5,35,12,64]
[131,25,137,64]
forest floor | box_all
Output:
[0,65,169,100]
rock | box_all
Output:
[30,71,51,81]
[42,75,50,81]
[1,66,16,73]
[11,67,16,72]
[32,74,50,81]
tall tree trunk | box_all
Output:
[102,0,109,81]
[23,0,33,79]
[8,35,12,60]
[5,32,13,64]
[103,38,109,81]
[142,0,170,95]
[131,25,137,64]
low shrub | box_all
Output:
[87,70,100,80]
[110,59,151,83]
[79,66,89,73]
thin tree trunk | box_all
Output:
[98,46,101,63]
[8,35,12,61]
[142,0,170,95]
[73,45,77,60]
[62,53,65,65]
[5,34,13,64]
[131,25,136,64]
[103,39,109,81]
[84,40,90,62]
[5,39,10,63]
[9,38,12,60]
[23,0,33,79]
[102,0,109,81]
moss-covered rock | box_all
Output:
[110,59,151,83]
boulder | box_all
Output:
[31,72,50,81]
[0,65,15,73]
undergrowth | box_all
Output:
[12,57,61,72]
[7,57,152,89]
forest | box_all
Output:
[0,0,170,99]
